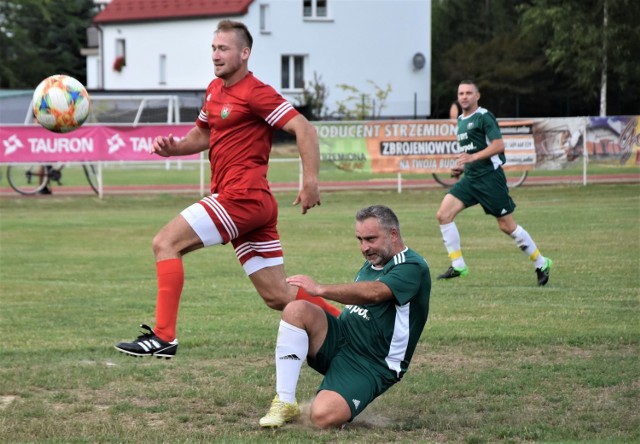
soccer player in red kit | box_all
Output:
[115,20,340,359]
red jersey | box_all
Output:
[196,72,299,193]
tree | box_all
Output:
[0,0,96,88]
[520,0,640,116]
[334,81,392,120]
[295,72,330,121]
[431,0,639,117]
[431,0,538,117]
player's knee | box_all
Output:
[152,233,167,256]
[282,299,301,315]
[264,298,287,311]
[280,300,317,326]
[497,218,516,235]
[436,208,452,224]
[259,291,288,311]
[309,394,351,429]
[309,406,348,429]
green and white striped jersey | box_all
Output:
[457,107,506,178]
[341,247,431,379]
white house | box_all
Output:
[85,0,431,119]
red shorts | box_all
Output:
[180,189,282,267]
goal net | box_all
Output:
[24,94,202,125]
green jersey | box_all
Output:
[457,107,505,178]
[340,247,431,379]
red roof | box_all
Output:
[93,0,254,24]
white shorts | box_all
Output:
[180,192,284,275]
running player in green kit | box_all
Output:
[259,205,431,429]
[436,80,552,285]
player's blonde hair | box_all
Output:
[216,20,253,50]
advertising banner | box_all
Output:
[314,119,536,174]
[530,116,640,169]
[0,124,197,163]
[2,117,637,170]
[586,116,639,166]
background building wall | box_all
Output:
[91,0,431,118]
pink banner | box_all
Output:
[0,124,198,163]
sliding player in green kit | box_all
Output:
[259,205,431,429]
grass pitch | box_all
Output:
[0,184,638,443]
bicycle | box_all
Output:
[431,169,528,188]
[6,162,100,195]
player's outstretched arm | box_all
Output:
[282,115,321,214]
[151,126,210,157]
[287,274,394,306]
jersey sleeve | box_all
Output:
[196,109,208,128]
[195,80,216,129]
[378,262,425,306]
[248,83,299,130]
[483,111,503,141]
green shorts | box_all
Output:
[449,167,516,217]
[307,312,398,421]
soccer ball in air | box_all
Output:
[32,74,90,133]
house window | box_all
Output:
[303,0,328,18]
[116,38,126,61]
[113,38,126,71]
[260,4,270,33]
[159,54,167,85]
[281,55,305,90]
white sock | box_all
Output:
[510,225,545,268]
[440,222,465,268]
[275,320,308,404]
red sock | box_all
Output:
[295,287,342,317]
[153,258,184,342]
